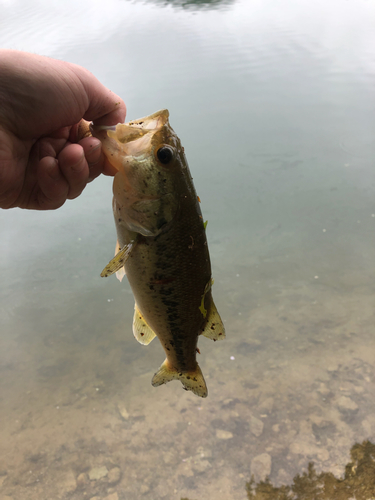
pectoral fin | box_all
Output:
[201,300,225,341]
[152,359,208,398]
[127,193,178,236]
[100,239,137,278]
[133,304,156,345]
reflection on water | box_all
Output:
[1,0,375,498]
[144,0,235,9]
[247,440,375,500]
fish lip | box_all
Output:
[89,123,117,134]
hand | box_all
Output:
[0,50,126,210]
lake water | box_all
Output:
[1,0,375,498]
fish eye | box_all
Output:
[156,146,174,165]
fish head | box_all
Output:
[91,110,186,237]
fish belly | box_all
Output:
[125,225,211,373]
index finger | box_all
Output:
[85,91,126,127]
[76,67,126,126]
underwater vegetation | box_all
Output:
[246,440,375,500]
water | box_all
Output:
[1,0,375,498]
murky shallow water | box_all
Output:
[1,0,375,498]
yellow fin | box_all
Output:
[151,359,208,398]
[100,239,136,278]
[132,304,156,345]
[201,300,225,341]
[114,240,126,282]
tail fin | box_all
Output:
[151,359,208,398]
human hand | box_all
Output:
[0,50,126,210]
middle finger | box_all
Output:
[58,143,89,199]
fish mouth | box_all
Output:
[90,109,171,170]
[124,109,169,131]
[90,109,169,146]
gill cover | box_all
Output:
[93,110,179,237]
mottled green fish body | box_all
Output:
[92,110,225,398]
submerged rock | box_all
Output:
[250,453,272,481]
[216,429,233,440]
[76,472,89,488]
[58,469,77,494]
[336,396,358,411]
[249,415,264,437]
[108,467,121,484]
[89,466,108,481]
[104,493,119,500]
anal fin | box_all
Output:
[201,300,225,341]
[152,359,208,398]
[100,238,136,278]
[132,303,156,345]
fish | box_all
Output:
[90,109,225,398]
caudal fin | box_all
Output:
[151,359,208,398]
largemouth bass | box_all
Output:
[91,110,225,398]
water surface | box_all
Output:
[1,0,375,498]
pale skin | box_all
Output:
[0,50,126,210]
